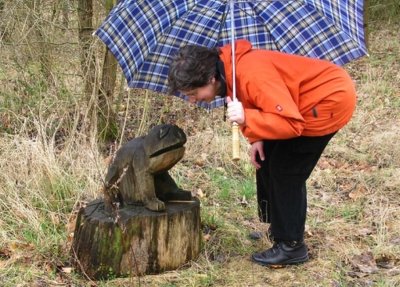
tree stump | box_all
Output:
[72,125,200,279]
[72,198,201,279]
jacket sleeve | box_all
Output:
[238,59,305,142]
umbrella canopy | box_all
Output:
[95,0,367,109]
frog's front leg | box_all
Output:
[144,198,165,211]
[140,172,165,211]
[155,172,192,201]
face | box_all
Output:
[181,77,219,104]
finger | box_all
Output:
[227,105,240,114]
[250,149,261,169]
[227,101,236,108]
[227,109,238,117]
[228,115,237,123]
[251,157,261,169]
[257,146,265,161]
[227,106,238,114]
[227,98,242,108]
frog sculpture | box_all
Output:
[104,124,192,212]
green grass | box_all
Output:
[206,168,256,203]
[367,0,400,23]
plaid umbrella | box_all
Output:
[95,0,367,109]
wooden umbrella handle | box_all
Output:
[232,122,240,161]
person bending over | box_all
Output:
[168,40,356,267]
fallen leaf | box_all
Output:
[193,188,205,198]
[194,159,205,166]
[390,236,400,245]
[44,263,53,273]
[376,255,396,269]
[103,155,113,166]
[348,186,368,200]
[240,195,248,206]
[349,251,378,274]
[317,159,331,170]
[304,225,313,237]
[387,267,400,276]
[0,245,11,259]
[347,271,369,278]
[357,227,373,236]
[62,267,73,274]
[216,167,225,172]
[203,234,211,241]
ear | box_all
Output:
[210,77,216,84]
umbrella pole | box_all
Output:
[230,0,240,161]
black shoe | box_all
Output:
[251,241,309,267]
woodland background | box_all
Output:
[0,0,400,286]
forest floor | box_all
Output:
[0,20,399,287]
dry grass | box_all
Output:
[1,4,400,287]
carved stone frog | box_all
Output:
[104,124,192,212]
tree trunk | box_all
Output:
[97,0,119,142]
[0,0,6,41]
[77,0,96,97]
[97,47,119,141]
[26,0,54,84]
[72,198,201,279]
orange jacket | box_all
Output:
[219,40,356,143]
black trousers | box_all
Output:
[256,133,336,242]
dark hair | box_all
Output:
[168,45,220,94]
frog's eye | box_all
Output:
[159,126,169,139]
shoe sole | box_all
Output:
[252,254,309,268]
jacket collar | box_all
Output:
[219,39,253,98]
